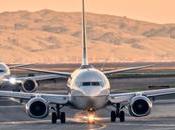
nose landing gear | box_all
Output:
[87,108,95,124]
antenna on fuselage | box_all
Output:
[81,0,88,66]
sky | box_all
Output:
[0,0,174,24]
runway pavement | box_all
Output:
[1,73,175,130]
[0,98,175,130]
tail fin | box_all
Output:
[81,0,88,66]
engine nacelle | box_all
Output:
[129,96,152,117]
[22,79,38,93]
[26,97,49,119]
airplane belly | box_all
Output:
[70,95,108,110]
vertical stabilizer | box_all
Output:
[81,0,88,66]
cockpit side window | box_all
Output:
[0,64,7,73]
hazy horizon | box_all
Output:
[0,0,175,24]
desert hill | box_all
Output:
[0,10,175,63]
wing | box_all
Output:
[110,72,175,79]
[104,64,153,76]
[16,74,67,81]
[18,67,71,77]
[0,63,32,75]
[109,88,175,104]
[0,91,69,104]
[8,64,32,69]
[3,74,67,85]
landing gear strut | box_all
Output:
[111,103,125,122]
[51,104,66,124]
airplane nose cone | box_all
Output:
[81,86,101,97]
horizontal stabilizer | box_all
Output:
[104,64,153,75]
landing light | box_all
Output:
[87,113,95,124]
[73,112,101,124]
[9,77,17,85]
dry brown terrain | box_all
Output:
[0,10,175,63]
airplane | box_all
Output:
[0,62,63,93]
[0,62,30,80]
[0,0,175,124]
[0,63,33,86]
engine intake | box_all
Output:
[26,97,49,119]
[129,96,152,117]
[22,79,38,93]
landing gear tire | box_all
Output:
[119,111,125,122]
[111,111,116,122]
[52,112,57,124]
[60,112,66,124]
[52,105,66,124]
[111,103,126,123]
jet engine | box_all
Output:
[26,97,49,119]
[22,79,38,93]
[129,95,152,117]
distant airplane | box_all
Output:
[0,0,175,124]
[0,62,63,93]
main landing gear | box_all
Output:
[51,104,66,124]
[111,103,125,122]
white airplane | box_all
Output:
[0,62,30,80]
[0,63,63,93]
[0,0,175,124]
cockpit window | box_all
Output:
[0,69,5,72]
[82,82,101,86]
[92,82,100,86]
[82,82,91,86]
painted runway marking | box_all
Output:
[118,123,175,127]
[1,119,175,128]
[0,120,50,125]
[145,128,175,130]
[0,118,107,130]
[91,124,106,130]
[1,117,175,130]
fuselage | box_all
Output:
[0,63,10,84]
[67,65,110,110]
